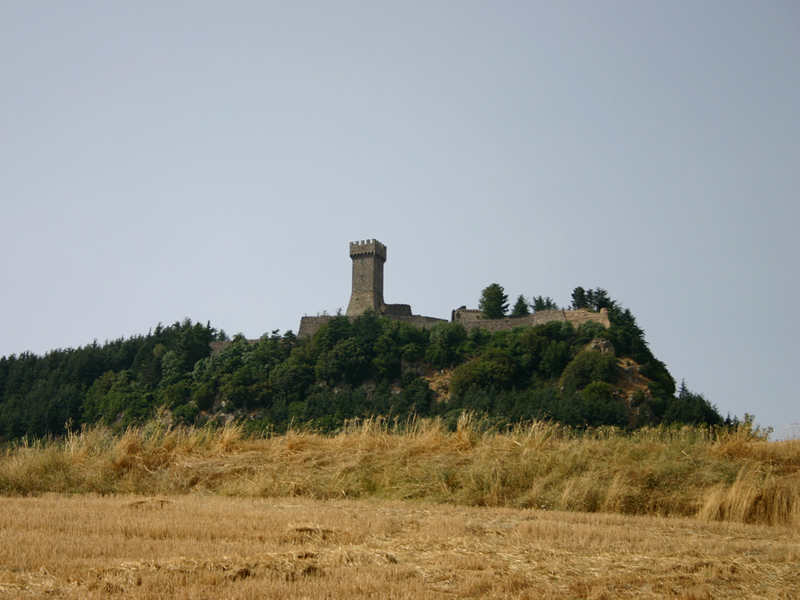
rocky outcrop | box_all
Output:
[586,338,615,355]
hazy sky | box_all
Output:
[1,2,797,436]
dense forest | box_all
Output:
[0,288,728,441]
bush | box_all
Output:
[172,402,199,424]
[580,382,628,427]
[426,322,468,370]
[450,349,518,400]
[562,351,617,389]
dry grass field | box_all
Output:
[0,418,798,598]
[0,494,798,599]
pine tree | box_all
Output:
[532,295,559,311]
[511,294,530,316]
[571,286,589,309]
[479,284,509,319]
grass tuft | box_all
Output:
[1,419,798,527]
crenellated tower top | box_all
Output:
[349,239,387,262]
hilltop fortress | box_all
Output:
[297,239,609,338]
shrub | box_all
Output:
[562,351,617,389]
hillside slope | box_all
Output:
[0,295,727,441]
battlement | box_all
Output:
[350,239,387,262]
[299,238,610,339]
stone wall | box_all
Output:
[564,308,611,329]
[298,316,334,339]
[382,303,413,317]
[452,307,610,333]
[209,340,231,354]
[298,312,446,339]
[299,308,608,339]
[387,314,447,329]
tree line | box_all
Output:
[0,290,729,441]
[479,284,618,318]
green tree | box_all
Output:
[663,381,723,426]
[172,402,199,424]
[425,322,468,370]
[538,340,571,378]
[580,382,629,427]
[561,350,617,389]
[589,288,615,311]
[479,284,508,319]
[511,294,530,316]
[532,295,559,312]
[316,338,368,385]
[571,287,617,312]
[449,348,518,399]
[571,287,589,310]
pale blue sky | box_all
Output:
[1,2,797,436]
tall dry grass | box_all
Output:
[1,416,798,528]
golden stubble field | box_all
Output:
[1,420,799,598]
[0,494,798,599]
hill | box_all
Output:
[0,291,730,441]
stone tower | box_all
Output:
[346,239,386,316]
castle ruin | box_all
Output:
[297,239,609,338]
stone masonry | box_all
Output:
[297,239,610,338]
[346,239,387,316]
[451,307,610,332]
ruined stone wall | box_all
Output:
[452,307,609,333]
[564,308,611,329]
[382,303,413,317]
[297,316,334,339]
[209,340,231,354]
[298,313,446,338]
[387,315,447,329]
[300,308,609,339]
